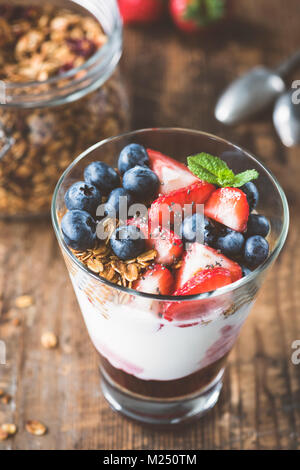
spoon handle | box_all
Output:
[275,50,300,78]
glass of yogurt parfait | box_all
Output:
[51,128,289,425]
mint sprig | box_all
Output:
[187,153,259,188]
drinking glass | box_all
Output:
[52,128,289,425]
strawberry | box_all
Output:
[163,267,232,321]
[128,218,184,265]
[149,181,215,229]
[176,242,242,289]
[118,0,165,25]
[169,0,227,33]
[133,264,174,295]
[151,227,184,265]
[204,187,249,233]
[147,148,199,195]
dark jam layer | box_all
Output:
[100,354,228,400]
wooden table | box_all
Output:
[1,0,300,450]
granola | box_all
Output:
[1,423,17,436]
[0,4,128,217]
[0,5,106,83]
[41,332,58,349]
[15,294,34,309]
[25,420,47,436]
[72,240,158,289]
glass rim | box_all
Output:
[51,127,290,303]
[0,0,122,104]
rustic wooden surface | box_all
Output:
[1,0,300,450]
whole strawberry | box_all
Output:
[169,0,227,33]
[118,0,165,24]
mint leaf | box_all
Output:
[232,170,259,187]
[216,168,235,187]
[187,157,219,184]
[188,153,235,186]
[187,152,259,188]
[190,152,230,174]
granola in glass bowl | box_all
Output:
[0,1,128,218]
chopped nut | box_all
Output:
[41,332,58,349]
[25,420,47,436]
[15,295,33,309]
[1,423,17,436]
[0,429,8,441]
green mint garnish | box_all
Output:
[187,153,259,188]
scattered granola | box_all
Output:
[41,332,58,349]
[0,4,128,217]
[15,295,34,309]
[25,420,47,436]
[1,423,17,436]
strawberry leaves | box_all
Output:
[187,153,259,188]
[185,0,226,27]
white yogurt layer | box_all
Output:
[71,274,253,381]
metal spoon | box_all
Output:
[215,50,300,125]
[273,89,300,147]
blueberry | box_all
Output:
[122,165,159,201]
[241,182,259,211]
[216,229,245,258]
[61,210,96,251]
[110,225,145,261]
[180,214,216,246]
[84,161,120,196]
[246,214,270,238]
[105,188,135,219]
[118,143,149,174]
[204,217,218,247]
[181,214,200,242]
[64,181,101,215]
[241,265,252,277]
[244,235,269,269]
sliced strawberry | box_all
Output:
[128,218,184,265]
[147,148,199,195]
[205,187,249,233]
[163,267,232,322]
[149,181,215,229]
[133,264,174,296]
[151,227,184,265]
[176,243,242,289]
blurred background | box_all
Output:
[0,0,300,450]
